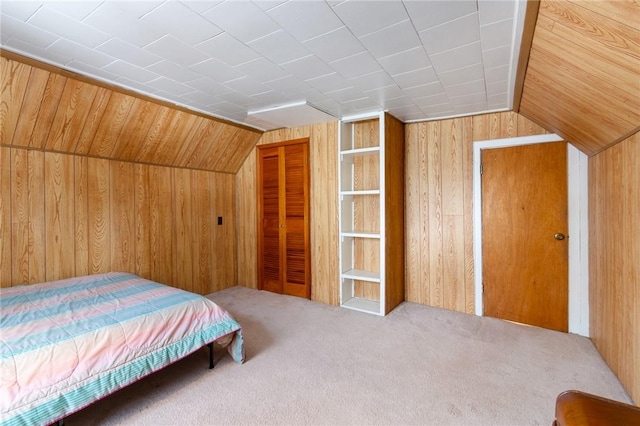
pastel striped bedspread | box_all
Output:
[0,272,244,426]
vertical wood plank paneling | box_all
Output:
[0,58,30,146]
[10,67,50,148]
[236,148,257,289]
[88,92,135,158]
[110,99,158,161]
[0,148,11,286]
[404,112,549,314]
[45,152,75,281]
[74,156,89,276]
[236,123,339,305]
[28,73,67,149]
[149,165,173,285]
[215,173,237,290]
[87,157,110,274]
[110,161,135,272]
[589,132,640,403]
[74,87,111,154]
[45,80,99,152]
[173,168,193,292]
[191,169,213,294]
[11,148,29,284]
[27,150,45,283]
[134,164,151,278]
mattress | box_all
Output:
[0,272,244,425]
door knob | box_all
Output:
[554,233,566,240]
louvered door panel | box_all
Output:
[257,140,310,299]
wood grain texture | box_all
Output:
[519,0,640,155]
[589,131,640,404]
[237,122,339,305]
[1,147,238,294]
[404,112,548,314]
[1,53,262,173]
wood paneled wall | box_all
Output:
[519,0,640,156]
[0,146,237,293]
[0,53,262,173]
[589,131,640,404]
[236,122,339,306]
[405,112,548,313]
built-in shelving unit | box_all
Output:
[338,112,405,316]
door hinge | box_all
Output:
[480,163,483,175]
[482,283,484,294]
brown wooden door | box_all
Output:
[257,139,311,299]
[482,141,568,332]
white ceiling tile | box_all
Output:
[348,70,395,93]
[234,58,288,83]
[305,73,349,93]
[189,58,244,82]
[488,92,509,108]
[27,6,110,48]
[392,67,438,89]
[383,95,415,109]
[486,80,508,96]
[146,60,202,83]
[267,1,342,42]
[104,61,160,83]
[480,18,514,50]
[404,0,477,31]
[281,55,334,81]
[144,35,209,67]
[430,41,483,74]
[203,1,280,44]
[364,85,406,103]
[438,63,485,87]
[186,77,233,96]
[402,82,445,99]
[141,2,222,45]
[224,77,271,97]
[378,46,431,77]
[482,45,512,69]
[413,92,450,108]
[325,86,366,103]
[197,33,261,67]
[252,0,288,12]
[2,38,70,64]
[479,0,516,25]
[146,77,193,96]
[113,76,159,96]
[359,19,421,59]
[179,1,223,14]
[1,1,42,21]
[419,13,480,55]
[114,2,164,18]
[302,26,364,63]
[330,51,380,79]
[444,78,486,98]
[46,38,115,68]
[250,90,291,107]
[450,92,487,107]
[248,30,310,65]
[67,60,120,82]
[332,0,409,37]
[263,75,314,96]
[84,2,166,48]
[485,64,510,84]
[97,38,163,68]
[181,90,224,107]
[44,2,102,21]
[218,92,258,108]
[1,14,58,49]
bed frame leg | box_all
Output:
[208,343,214,369]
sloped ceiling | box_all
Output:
[0,52,262,173]
[0,0,528,130]
[518,0,640,156]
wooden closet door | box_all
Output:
[257,140,310,298]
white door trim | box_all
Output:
[472,134,589,336]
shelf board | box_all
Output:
[340,147,380,158]
[342,269,380,282]
[341,231,380,238]
[340,190,380,196]
[341,297,382,315]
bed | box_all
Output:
[0,272,244,426]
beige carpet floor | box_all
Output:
[66,286,631,425]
